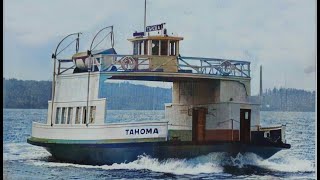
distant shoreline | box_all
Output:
[3,78,315,112]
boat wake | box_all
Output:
[4,143,315,176]
[222,151,315,176]
[29,154,224,175]
[4,143,50,161]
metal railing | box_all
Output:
[56,54,251,78]
[258,124,287,143]
[178,56,250,77]
[216,118,241,141]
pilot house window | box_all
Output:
[133,41,147,55]
[152,40,159,55]
[169,41,176,56]
[133,42,138,55]
[160,40,168,55]
[144,40,148,55]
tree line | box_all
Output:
[3,78,171,110]
[3,78,315,112]
[261,87,315,112]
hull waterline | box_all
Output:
[27,138,290,165]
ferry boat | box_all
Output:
[27,17,290,165]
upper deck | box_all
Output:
[58,53,251,82]
[53,24,251,82]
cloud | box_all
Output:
[304,66,316,74]
[4,0,316,94]
[4,0,140,46]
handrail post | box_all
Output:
[166,121,169,141]
[50,56,56,126]
[231,119,233,141]
[58,61,61,74]
[86,56,92,127]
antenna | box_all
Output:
[260,65,263,96]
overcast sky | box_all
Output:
[4,0,316,95]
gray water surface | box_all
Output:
[3,109,316,179]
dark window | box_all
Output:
[90,106,96,124]
[170,41,176,56]
[61,107,66,124]
[75,107,81,124]
[133,42,139,55]
[67,107,73,124]
[160,40,168,55]
[55,107,61,124]
[139,41,142,55]
[152,40,159,55]
[83,107,87,124]
[144,40,148,55]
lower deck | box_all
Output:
[30,120,288,147]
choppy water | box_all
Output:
[3,109,316,179]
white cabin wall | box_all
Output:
[32,121,168,141]
[206,103,240,130]
[206,102,260,135]
[165,103,192,130]
[172,80,250,105]
[166,78,259,141]
[54,73,100,102]
[165,103,193,141]
[219,80,249,103]
[48,72,107,125]
[172,80,220,105]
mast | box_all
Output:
[144,0,147,34]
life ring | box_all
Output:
[120,56,138,70]
[220,60,233,75]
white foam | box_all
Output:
[30,154,223,175]
[237,152,315,173]
[4,143,50,161]
[7,142,314,175]
[101,155,223,175]
[258,157,315,172]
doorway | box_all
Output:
[192,107,207,142]
[240,109,251,143]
